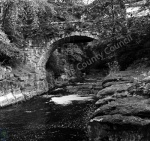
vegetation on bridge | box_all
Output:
[0,0,150,70]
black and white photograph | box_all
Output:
[0,0,150,140]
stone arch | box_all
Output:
[38,31,99,68]
[32,31,99,90]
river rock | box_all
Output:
[97,84,131,98]
[90,114,150,126]
[103,81,132,88]
[127,82,150,96]
[113,91,130,98]
[89,95,150,141]
[102,81,114,88]
[95,96,116,105]
[88,114,150,141]
[102,72,134,88]
[93,96,150,118]
[102,77,120,87]
[89,70,150,141]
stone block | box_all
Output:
[30,91,37,97]
[21,91,31,99]
[0,96,9,107]
[13,88,21,95]
[25,86,34,93]
[5,93,16,104]
[14,93,24,102]
[21,90,28,95]
[37,81,46,91]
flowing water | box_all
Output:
[0,76,102,141]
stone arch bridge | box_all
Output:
[16,2,149,100]
[0,21,100,107]
[0,1,148,107]
[25,21,99,93]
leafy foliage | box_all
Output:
[0,29,24,64]
[0,0,150,71]
[1,0,57,44]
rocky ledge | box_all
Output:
[88,70,150,141]
[0,65,49,107]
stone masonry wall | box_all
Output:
[0,40,55,107]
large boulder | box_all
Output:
[89,95,150,141]
[93,96,150,118]
[88,114,150,141]
[89,68,150,141]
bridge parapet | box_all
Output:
[50,20,98,38]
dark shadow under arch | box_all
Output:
[55,36,94,46]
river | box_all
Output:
[0,75,102,141]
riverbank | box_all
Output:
[88,68,150,141]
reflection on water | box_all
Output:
[50,94,94,105]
